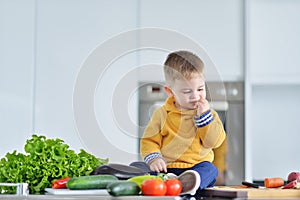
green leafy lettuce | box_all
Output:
[0,134,108,194]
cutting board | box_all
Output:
[203,186,300,198]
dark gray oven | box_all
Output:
[138,82,244,185]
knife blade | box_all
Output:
[242,181,260,188]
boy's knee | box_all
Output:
[193,161,218,179]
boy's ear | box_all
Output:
[164,85,174,97]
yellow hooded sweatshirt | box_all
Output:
[140,96,226,169]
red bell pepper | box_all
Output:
[52,177,71,189]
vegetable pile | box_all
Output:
[263,171,300,189]
[0,134,108,194]
[62,173,182,196]
[128,174,182,196]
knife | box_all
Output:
[242,181,260,188]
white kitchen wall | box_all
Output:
[248,0,300,84]
[138,0,244,82]
[246,0,300,180]
[0,0,140,163]
[0,0,35,156]
[251,85,300,179]
[33,0,139,163]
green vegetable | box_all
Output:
[107,181,141,196]
[67,175,118,190]
[127,175,160,188]
[0,134,108,194]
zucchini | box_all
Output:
[127,175,160,187]
[66,174,118,190]
[107,181,140,196]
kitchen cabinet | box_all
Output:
[138,0,244,82]
[247,0,300,85]
[245,0,300,181]
[250,85,300,179]
[0,0,140,163]
[0,0,35,157]
[33,0,139,163]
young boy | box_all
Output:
[140,50,226,194]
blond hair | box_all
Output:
[164,50,204,84]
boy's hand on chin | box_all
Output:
[149,158,167,173]
[196,98,210,116]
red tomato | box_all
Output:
[165,179,182,196]
[141,178,167,196]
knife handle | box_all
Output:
[242,181,260,188]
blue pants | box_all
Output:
[167,161,218,190]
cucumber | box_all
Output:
[107,181,140,196]
[66,174,118,190]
